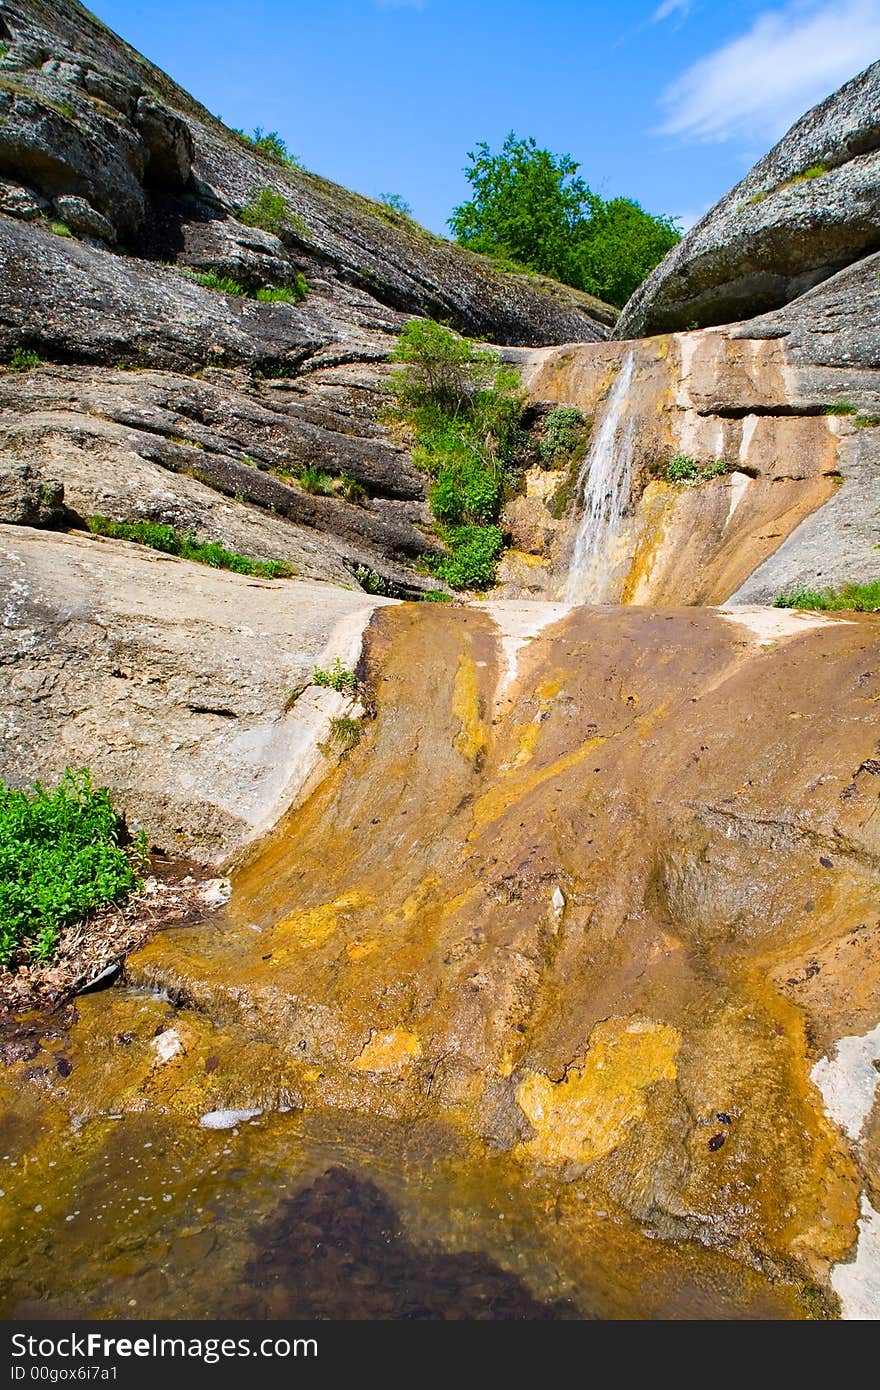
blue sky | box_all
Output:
[92,0,880,233]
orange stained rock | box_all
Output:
[516,1017,682,1166]
[354,1028,423,1073]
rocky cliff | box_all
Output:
[0,0,610,599]
[615,59,880,339]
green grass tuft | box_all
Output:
[774,581,880,612]
[325,716,363,752]
[822,401,858,416]
[86,517,293,578]
[183,269,247,296]
[255,275,308,304]
[0,770,140,965]
[50,221,72,238]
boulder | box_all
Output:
[52,193,115,241]
[178,211,294,290]
[615,60,880,338]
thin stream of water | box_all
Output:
[562,351,636,603]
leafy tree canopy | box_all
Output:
[449,134,680,309]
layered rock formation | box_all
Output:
[0,0,610,600]
[615,59,880,338]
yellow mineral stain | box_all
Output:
[635,701,670,739]
[354,1028,423,1073]
[383,873,441,926]
[513,680,563,768]
[470,736,606,834]
[276,890,371,951]
[346,938,380,960]
[452,652,488,764]
[516,1016,681,1166]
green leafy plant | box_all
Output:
[539,406,586,466]
[312,657,358,693]
[774,581,880,612]
[378,192,413,217]
[431,525,504,589]
[8,347,40,370]
[86,516,293,578]
[419,590,453,602]
[666,455,729,485]
[50,221,72,238]
[0,769,139,965]
[823,402,858,415]
[234,127,302,167]
[354,566,390,595]
[298,466,336,495]
[449,133,680,307]
[390,319,528,589]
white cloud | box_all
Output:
[658,0,880,144]
[653,0,693,20]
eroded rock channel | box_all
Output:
[1,601,879,1318]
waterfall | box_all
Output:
[562,351,636,603]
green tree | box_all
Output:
[573,197,680,307]
[449,133,680,308]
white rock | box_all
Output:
[198,1108,262,1130]
[199,877,232,908]
[150,1028,183,1064]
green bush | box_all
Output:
[8,347,40,371]
[312,657,358,693]
[390,320,530,587]
[774,581,880,612]
[234,127,301,167]
[0,770,139,965]
[666,455,729,485]
[50,221,72,238]
[86,517,293,578]
[378,192,413,217]
[539,407,586,465]
[238,187,301,235]
[432,525,504,589]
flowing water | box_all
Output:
[2,602,879,1319]
[562,351,636,604]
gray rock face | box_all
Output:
[616,60,880,339]
[0,0,613,593]
[0,524,393,860]
[0,459,63,526]
[0,0,609,345]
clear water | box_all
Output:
[562,351,636,603]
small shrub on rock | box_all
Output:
[0,770,140,965]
